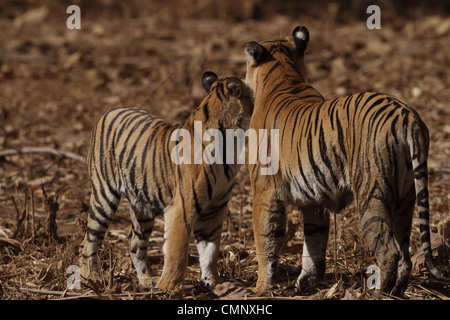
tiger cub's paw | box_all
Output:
[295,273,319,295]
[155,274,183,292]
[137,274,156,288]
[79,257,102,284]
[254,280,272,296]
[201,274,218,290]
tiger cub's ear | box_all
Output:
[225,78,242,98]
[292,26,309,54]
[245,41,265,64]
[202,71,219,93]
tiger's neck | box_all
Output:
[254,59,324,110]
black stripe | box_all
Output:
[272,95,296,128]
[289,85,312,95]
[379,107,397,131]
[412,126,422,160]
[307,131,332,193]
[203,102,209,122]
[353,92,367,116]
[304,223,329,236]
[361,96,386,127]
[319,125,339,189]
[216,82,225,101]
[194,223,222,242]
[82,252,97,258]
[129,160,137,195]
[390,115,399,144]
[359,182,391,217]
[203,167,213,200]
[118,116,148,167]
[86,227,105,240]
[192,181,202,215]
[336,116,347,160]
[265,61,282,80]
[296,138,315,198]
[92,168,119,212]
[89,206,110,229]
[126,121,152,166]
[416,188,429,207]
[413,162,428,180]
[362,215,391,232]
[198,201,228,222]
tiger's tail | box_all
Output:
[406,111,445,280]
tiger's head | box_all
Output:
[197,71,254,131]
[244,26,310,91]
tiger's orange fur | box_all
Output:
[244,26,445,296]
[80,72,253,291]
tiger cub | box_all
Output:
[243,26,446,296]
[80,72,254,291]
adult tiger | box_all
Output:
[244,26,446,296]
[79,72,254,291]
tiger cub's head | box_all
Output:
[196,71,254,131]
[244,26,310,91]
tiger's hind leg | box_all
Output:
[357,190,399,294]
[193,207,227,289]
[252,188,287,294]
[296,208,330,293]
[80,188,120,283]
[391,187,415,297]
[128,204,156,287]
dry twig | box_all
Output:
[41,184,59,241]
[0,147,86,164]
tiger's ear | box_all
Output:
[245,41,265,64]
[292,26,309,54]
[202,71,219,93]
[225,78,242,98]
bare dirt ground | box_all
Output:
[0,0,449,300]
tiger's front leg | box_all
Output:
[156,200,191,291]
[296,208,330,293]
[193,207,227,288]
[252,187,286,294]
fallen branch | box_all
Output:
[7,286,83,297]
[138,72,173,107]
[429,167,450,174]
[0,147,86,164]
[6,286,163,300]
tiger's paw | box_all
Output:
[135,263,157,287]
[254,280,272,296]
[155,273,183,292]
[137,274,156,288]
[295,273,319,295]
[201,273,219,290]
[79,257,102,283]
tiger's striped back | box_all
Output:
[87,107,177,218]
[244,26,446,296]
[80,72,254,291]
